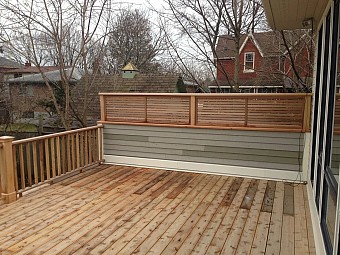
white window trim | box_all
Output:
[243,52,255,73]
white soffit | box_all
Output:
[262,0,328,30]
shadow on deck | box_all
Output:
[0,164,315,254]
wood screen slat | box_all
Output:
[106,96,146,122]
[146,97,190,124]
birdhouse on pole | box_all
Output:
[121,62,139,79]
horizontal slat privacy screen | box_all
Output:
[100,93,311,131]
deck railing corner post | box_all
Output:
[100,94,107,122]
[303,94,312,132]
[0,136,17,203]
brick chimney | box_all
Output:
[25,61,31,67]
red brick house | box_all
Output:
[211,31,313,93]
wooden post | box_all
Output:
[97,124,104,162]
[303,95,312,132]
[0,136,17,203]
[244,98,249,127]
[100,95,106,121]
[190,96,197,126]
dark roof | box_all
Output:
[0,57,22,69]
[79,73,185,93]
[72,73,186,122]
[7,68,84,83]
[216,31,307,59]
[216,34,246,59]
[6,66,60,74]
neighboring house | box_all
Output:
[0,57,23,124]
[73,63,188,125]
[0,57,22,82]
[4,63,60,81]
[7,68,83,125]
[211,31,313,93]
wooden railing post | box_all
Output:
[97,124,104,162]
[0,136,17,203]
[303,94,312,132]
[190,96,197,126]
[100,95,106,121]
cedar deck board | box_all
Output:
[0,164,314,255]
[283,183,295,215]
[261,180,277,213]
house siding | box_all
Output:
[103,124,305,177]
[10,83,50,116]
[217,39,281,84]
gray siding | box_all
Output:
[103,124,305,172]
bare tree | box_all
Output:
[105,8,166,73]
[160,0,266,92]
[279,30,314,92]
[0,0,112,129]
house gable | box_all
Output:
[239,37,263,76]
[239,34,264,57]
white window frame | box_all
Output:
[243,52,255,72]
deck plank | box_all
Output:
[158,177,227,254]
[250,211,271,254]
[117,175,221,255]
[280,215,295,255]
[36,172,180,254]
[294,184,310,254]
[59,172,190,255]
[303,185,316,255]
[0,164,315,255]
[235,180,268,254]
[173,177,235,255]
[261,180,276,213]
[3,167,157,254]
[89,174,210,254]
[265,181,284,255]
[205,178,251,254]
[283,183,294,216]
[220,208,250,254]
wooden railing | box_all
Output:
[0,125,103,203]
[99,93,312,132]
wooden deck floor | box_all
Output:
[0,164,315,255]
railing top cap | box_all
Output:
[98,92,312,96]
[0,136,15,141]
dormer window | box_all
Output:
[244,52,255,72]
